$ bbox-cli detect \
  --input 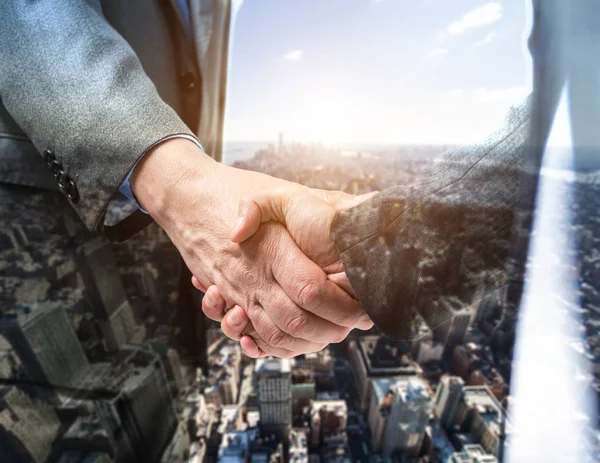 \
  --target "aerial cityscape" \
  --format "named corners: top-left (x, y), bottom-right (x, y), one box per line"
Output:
top-left (0, 136), bottom-right (599, 462)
